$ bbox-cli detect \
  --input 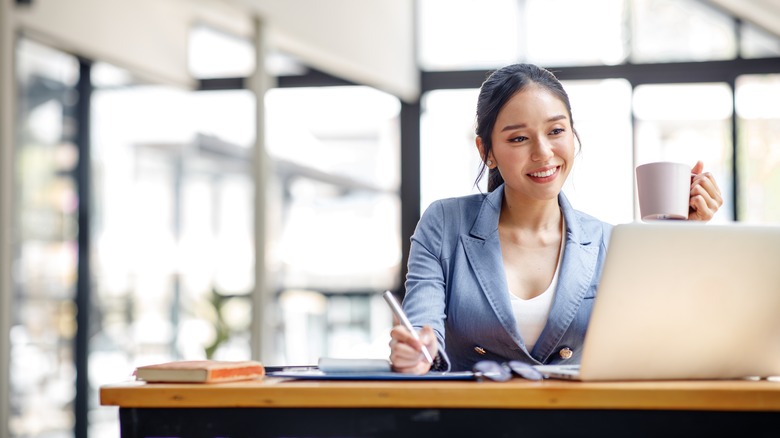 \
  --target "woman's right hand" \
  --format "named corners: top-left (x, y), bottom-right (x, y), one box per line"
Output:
top-left (389, 324), bottom-right (438, 375)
